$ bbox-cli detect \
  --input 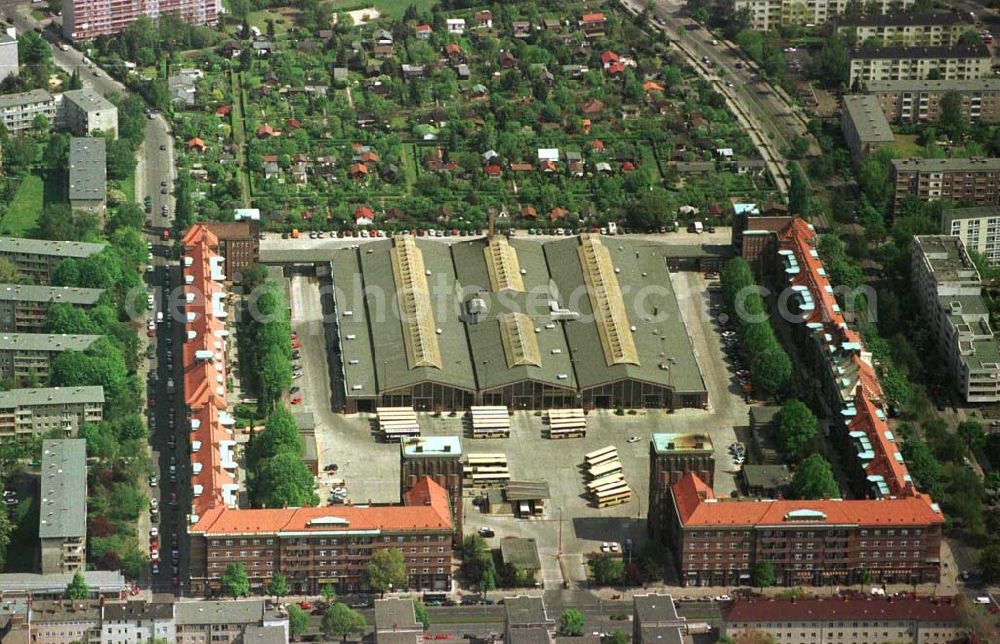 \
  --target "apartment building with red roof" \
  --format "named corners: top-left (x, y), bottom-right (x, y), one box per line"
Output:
top-left (188, 477), bottom-right (454, 595)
